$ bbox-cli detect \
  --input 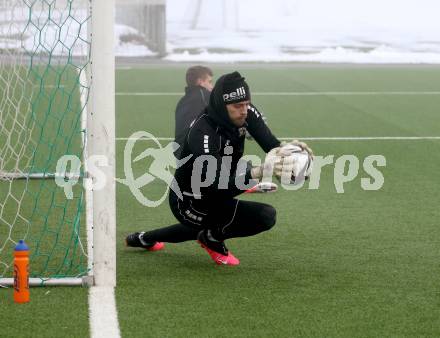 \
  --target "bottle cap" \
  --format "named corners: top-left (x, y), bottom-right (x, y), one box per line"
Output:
top-left (15, 240), bottom-right (29, 251)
